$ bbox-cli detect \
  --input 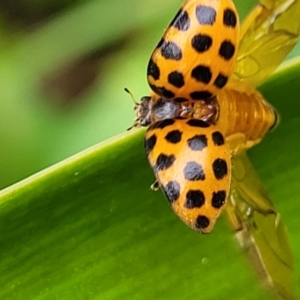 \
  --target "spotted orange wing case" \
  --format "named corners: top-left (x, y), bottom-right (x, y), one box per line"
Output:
top-left (145, 118), bottom-right (231, 234)
top-left (147, 0), bottom-right (240, 101)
